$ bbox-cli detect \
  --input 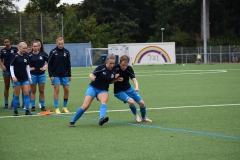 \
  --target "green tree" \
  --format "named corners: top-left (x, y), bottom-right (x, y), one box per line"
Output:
top-left (25, 0), bottom-right (66, 14)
